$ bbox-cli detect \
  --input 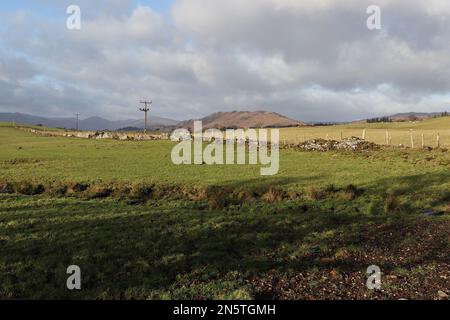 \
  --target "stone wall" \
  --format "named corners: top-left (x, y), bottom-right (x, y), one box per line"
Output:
top-left (26, 128), bottom-right (169, 141)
